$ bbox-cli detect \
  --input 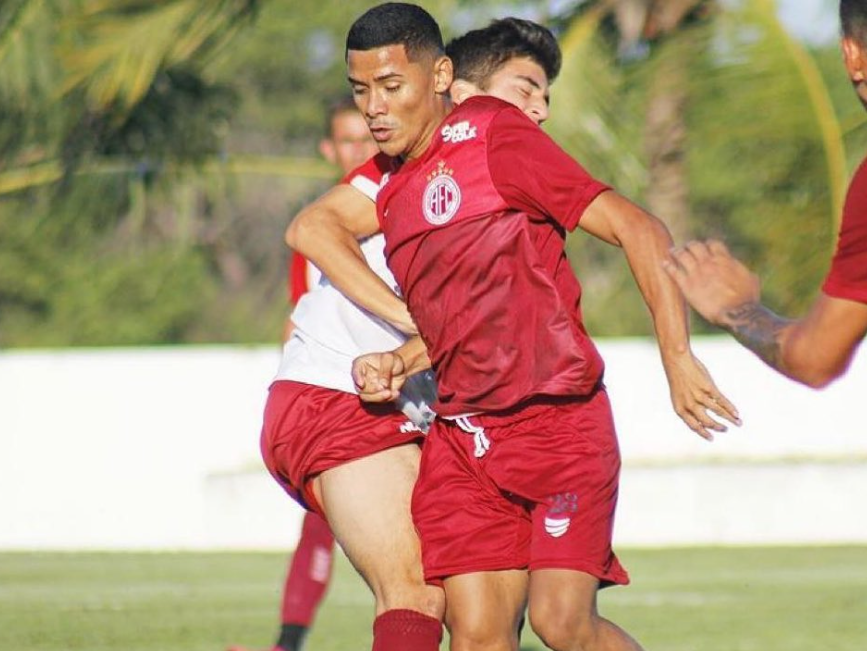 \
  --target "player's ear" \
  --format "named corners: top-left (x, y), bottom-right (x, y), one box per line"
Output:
top-left (319, 138), bottom-right (337, 165)
top-left (449, 79), bottom-right (479, 105)
top-left (842, 36), bottom-right (866, 84)
top-left (433, 55), bottom-right (454, 94)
